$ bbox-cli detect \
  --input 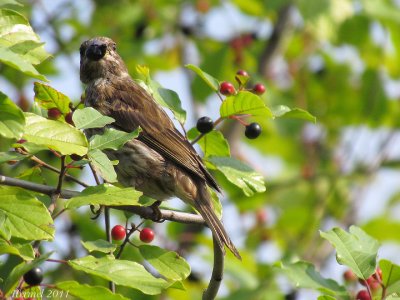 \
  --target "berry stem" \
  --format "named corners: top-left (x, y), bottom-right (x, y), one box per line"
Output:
top-left (191, 117), bottom-right (224, 145)
top-left (363, 279), bottom-right (373, 300)
top-left (115, 222), bottom-right (143, 259)
top-left (46, 258), bottom-right (68, 264)
top-left (229, 115), bottom-right (249, 126)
